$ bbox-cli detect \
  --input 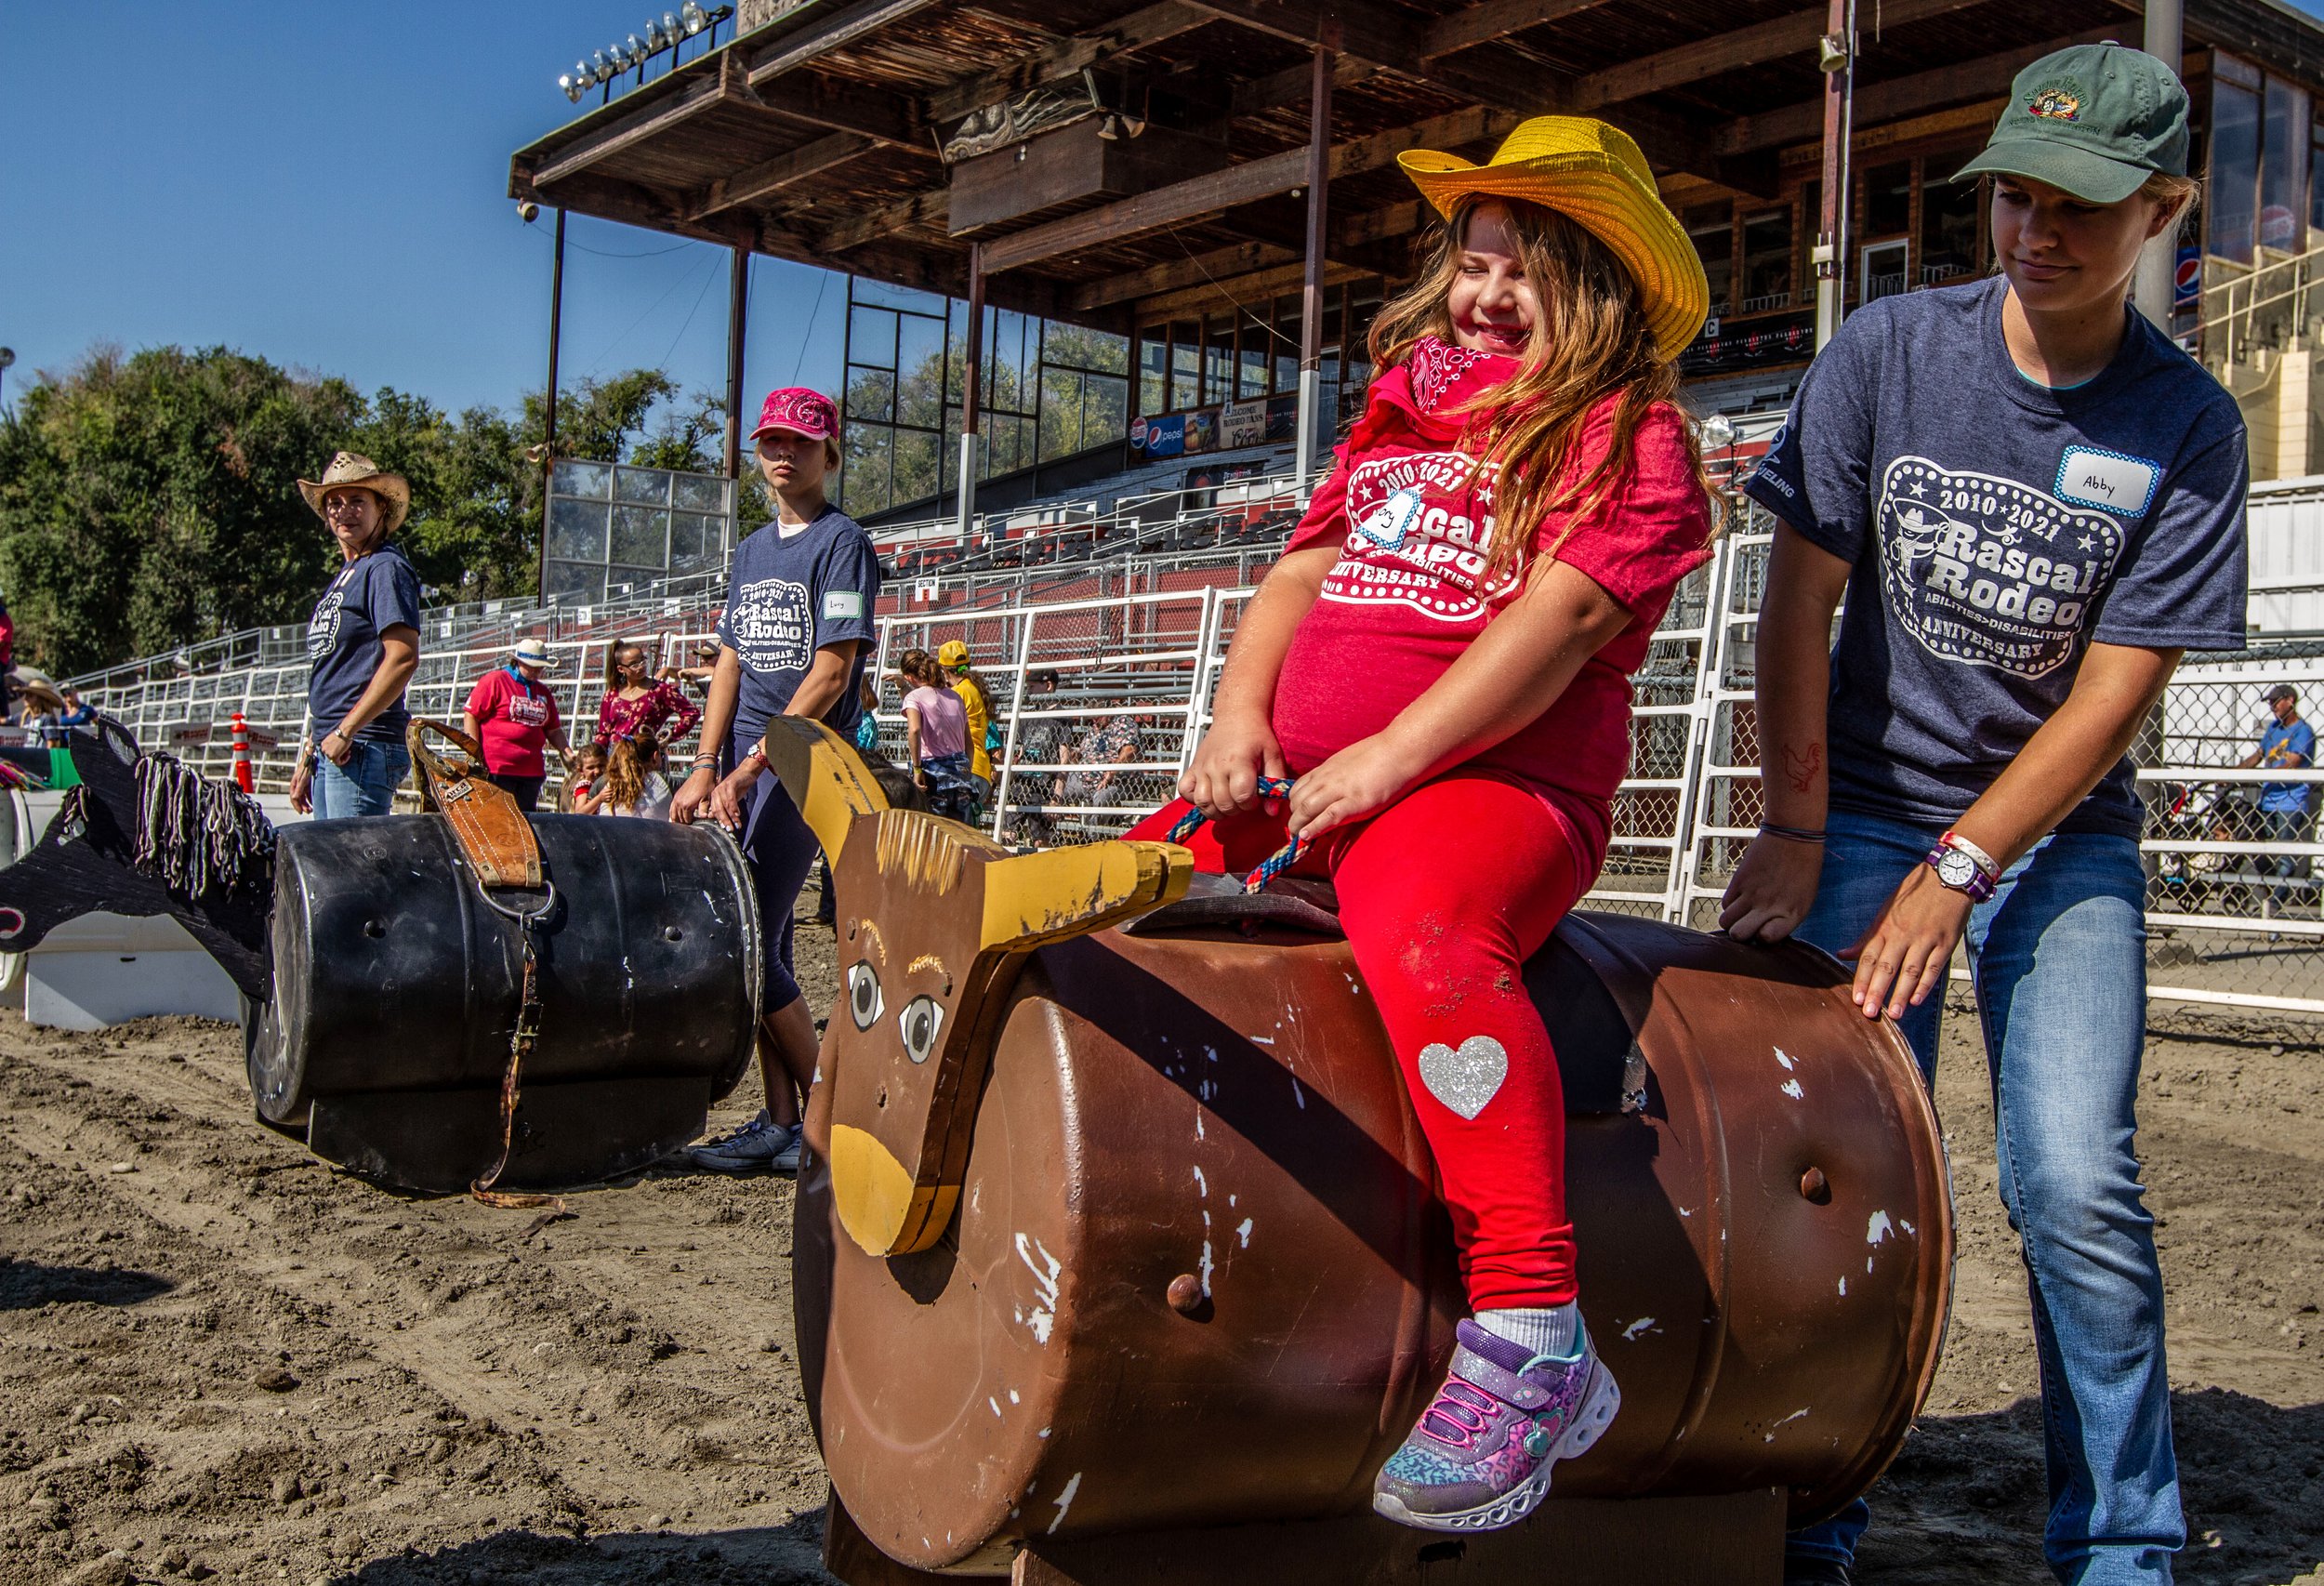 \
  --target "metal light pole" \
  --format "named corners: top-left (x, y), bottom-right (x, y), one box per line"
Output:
top-left (1813, 0), bottom-right (1855, 351)
top-left (2133, 0), bottom-right (2185, 329)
